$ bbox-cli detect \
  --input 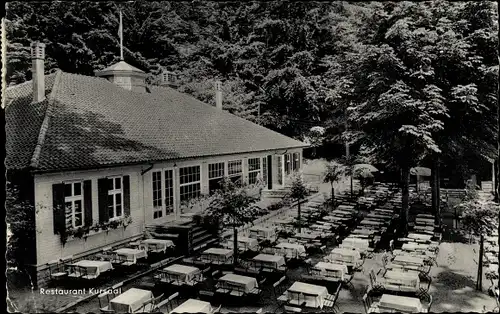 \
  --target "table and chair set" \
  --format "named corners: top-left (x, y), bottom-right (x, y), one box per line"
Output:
top-left (47, 238), bottom-right (175, 287)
